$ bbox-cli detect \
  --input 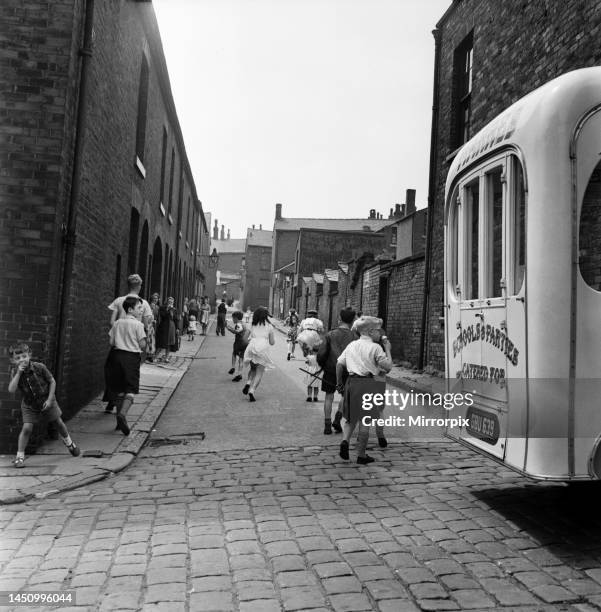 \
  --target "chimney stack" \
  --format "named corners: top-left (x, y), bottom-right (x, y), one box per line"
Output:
top-left (389, 208), bottom-right (393, 219)
top-left (227, 229), bottom-right (230, 240)
top-left (252, 224), bottom-right (255, 229)
top-left (213, 219), bottom-right (219, 240)
top-left (275, 203), bottom-right (282, 220)
top-left (406, 189), bottom-right (416, 215)
top-left (259, 224), bottom-right (262, 230)
top-left (220, 224), bottom-right (225, 240)
top-left (369, 209), bottom-right (376, 219)
top-left (394, 204), bottom-right (402, 218)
